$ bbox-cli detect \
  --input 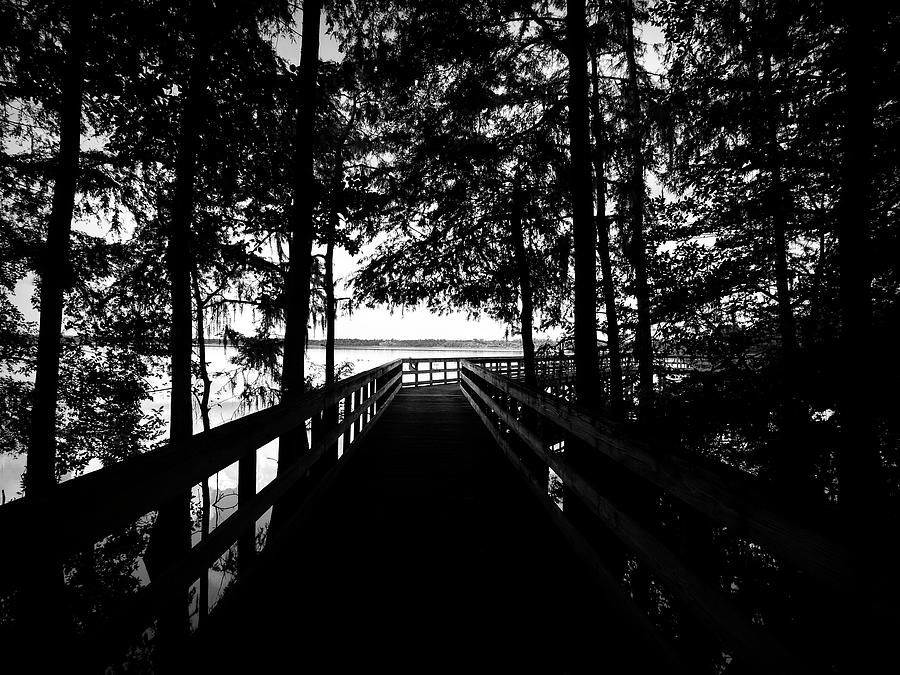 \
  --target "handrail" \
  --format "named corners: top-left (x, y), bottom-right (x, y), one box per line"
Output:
top-left (459, 359), bottom-right (854, 673)
top-left (0, 359), bottom-right (403, 572)
top-left (400, 354), bottom-right (579, 388)
top-left (0, 358), bottom-right (404, 664)
top-left (465, 353), bottom-right (707, 385)
top-left (401, 356), bottom-right (467, 387)
top-left (461, 362), bottom-right (852, 587)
